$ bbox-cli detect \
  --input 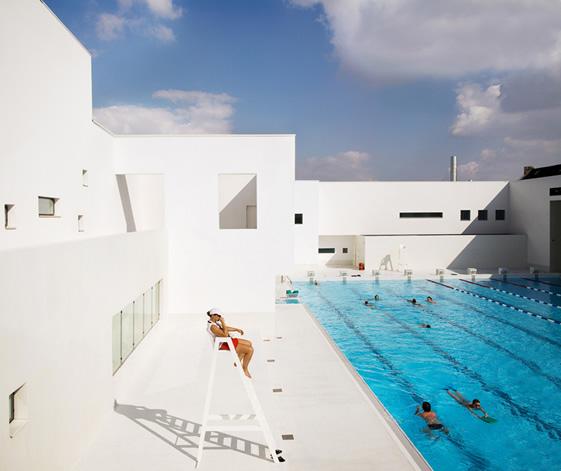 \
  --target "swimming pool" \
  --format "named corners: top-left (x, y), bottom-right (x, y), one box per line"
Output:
top-left (294, 277), bottom-right (561, 471)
